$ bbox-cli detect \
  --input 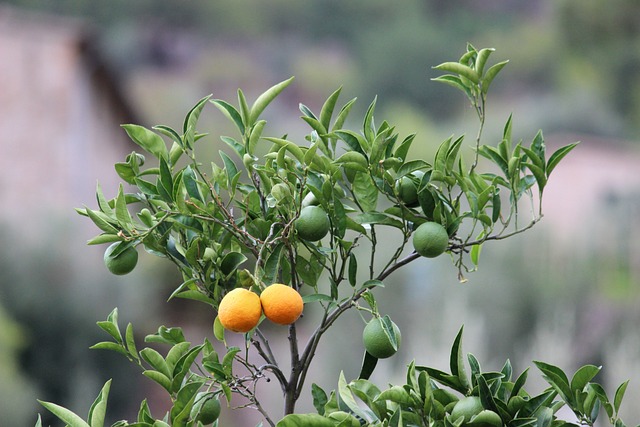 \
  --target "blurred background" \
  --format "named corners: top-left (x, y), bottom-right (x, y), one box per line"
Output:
top-left (1, 0), bottom-right (639, 425)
